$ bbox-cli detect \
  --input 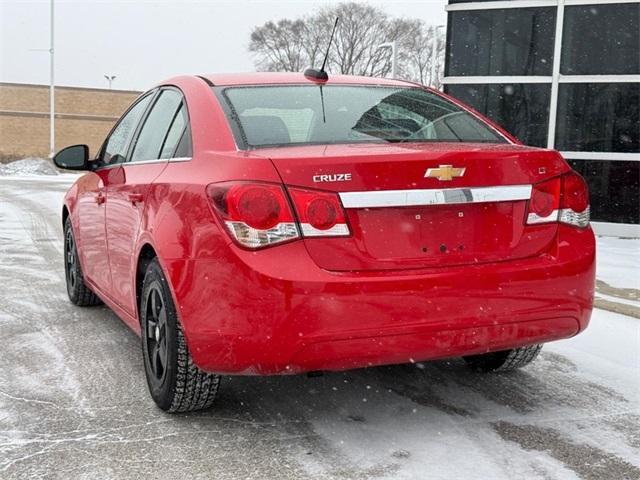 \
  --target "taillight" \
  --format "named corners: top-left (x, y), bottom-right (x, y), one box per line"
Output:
top-left (526, 177), bottom-right (560, 225)
top-left (559, 171), bottom-right (590, 228)
top-left (207, 182), bottom-right (299, 249)
top-left (288, 187), bottom-right (350, 237)
top-left (526, 172), bottom-right (589, 228)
